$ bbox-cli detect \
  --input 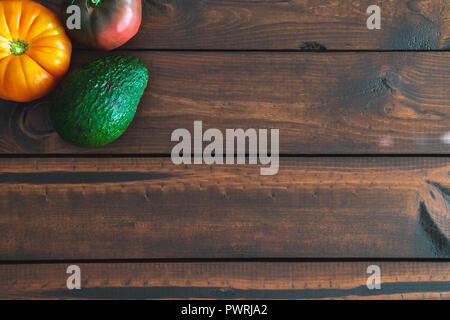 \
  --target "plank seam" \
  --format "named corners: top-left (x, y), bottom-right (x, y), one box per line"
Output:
top-left (0, 154), bottom-right (448, 158)
top-left (1, 258), bottom-right (450, 265)
top-left (74, 48), bottom-right (450, 53)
